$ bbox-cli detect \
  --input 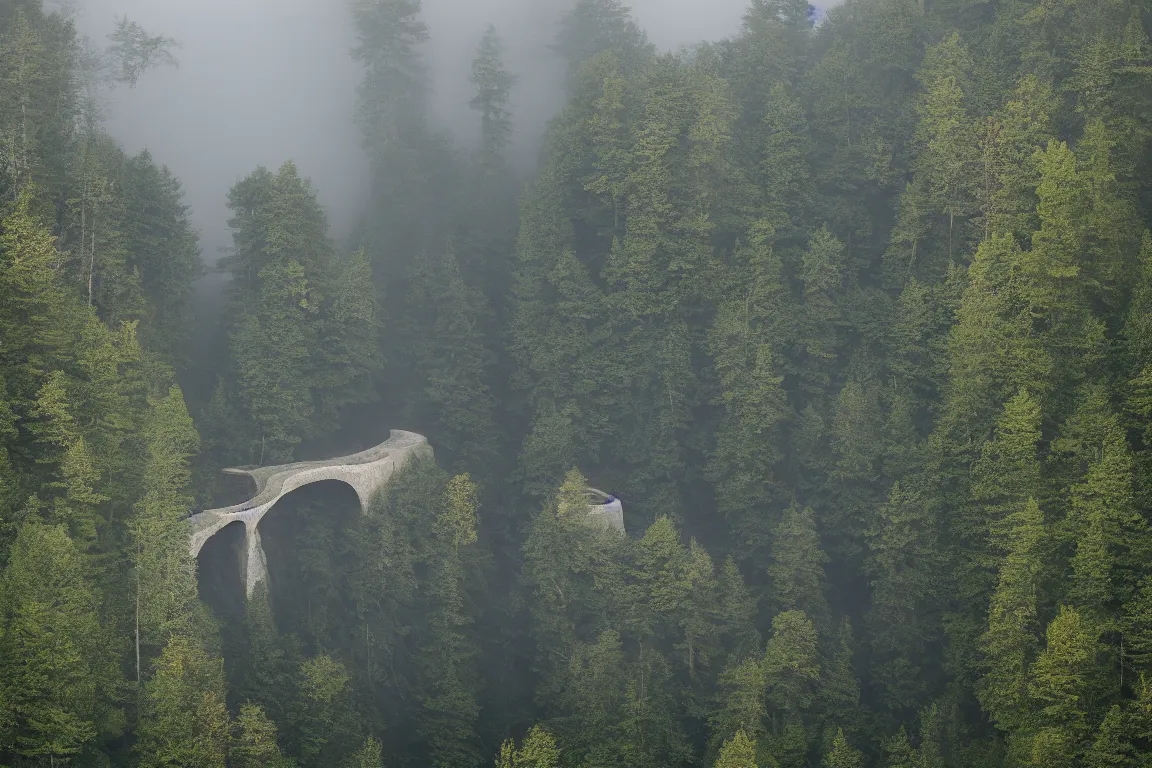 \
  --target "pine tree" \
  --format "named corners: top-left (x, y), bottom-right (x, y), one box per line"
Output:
top-left (1066, 420), bottom-right (1150, 621)
top-left (865, 481), bottom-right (942, 712)
top-left (756, 84), bottom-right (814, 240)
top-left (707, 222), bottom-right (791, 547)
top-left (763, 610), bottom-right (820, 720)
top-left (911, 35), bottom-right (979, 273)
top-left (224, 161), bottom-right (347, 463)
top-left (132, 386), bottom-right (204, 679)
top-left (714, 728), bottom-right (763, 768)
top-left (236, 584), bottom-right (296, 726)
top-left (136, 635), bottom-right (230, 768)
top-left (972, 389), bottom-right (1043, 553)
top-left (558, 630), bottom-right (630, 766)
top-left (882, 727), bottom-right (916, 768)
top-left (0, 521), bottom-right (117, 762)
top-left (231, 703), bottom-right (293, 768)
top-left (1028, 606), bottom-right (1102, 747)
top-left (344, 737), bottom-right (384, 768)
top-left (1121, 577), bottom-right (1152, 677)
top-left (553, 0), bottom-right (652, 87)
top-left (819, 618), bottom-right (862, 739)
top-left (975, 75), bottom-right (1055, 244)
top-left (315, 247), bottom-right (382, 422)
top-left (118, 149), bottom-right (204, 363)
top-left (470, 25), bottom-right (515, 159)
top-left (230, 256), bottom-right (316, 462)
top-left (979, 498), bottom-right (1045, 733)
top-left (351, 0), bottom-right (429, 158)
top-left (1082, 705), bottom-right (1137, 768)
top-left (495, 725), bottom-right (560, 768)
top-left (417, 473), bottom-right (483, 768)
top-left (460, 24), bottom-right (519, 320)
top-left (290, 654), bottom-right (354, 767)
top-left (403, 244), bottom-right (498, 473)
top-left (943, 237), bottom-right (1050, 446)
top-left (795, 226), bottom-right (847, 398)
top-left (822, 728), bottom-right (864, 768)
top-left (28, 371), bottom-right (106, 544)
top-left (766, 503), bottom-right (829, 625)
